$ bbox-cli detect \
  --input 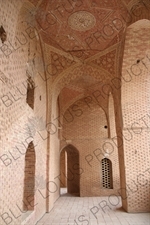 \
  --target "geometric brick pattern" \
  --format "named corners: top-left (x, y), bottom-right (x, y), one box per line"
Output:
top-left (121, 20), bottom-right (150, 212)
top-left (50, 51), bottom-right (75, 78)
top-left (92, 49), bottom-right (116, 75)
top-left (102, 158), bottom-right (113, 189)
top-left (62, 100), bottom-right (120, 197)
top-left (1, 1), bottom-right (150, 225)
